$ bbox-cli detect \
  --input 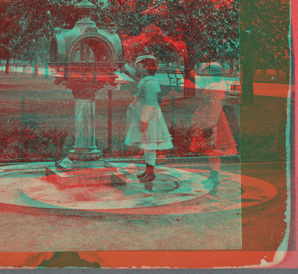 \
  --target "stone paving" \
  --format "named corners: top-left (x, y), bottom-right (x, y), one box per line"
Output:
top-left (0, 160), bottom-right (279, 253)
top-left (0, 68), bottom-right (290, 267)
